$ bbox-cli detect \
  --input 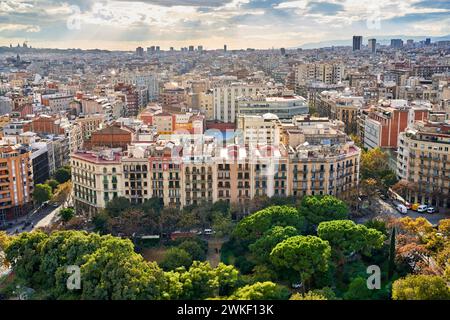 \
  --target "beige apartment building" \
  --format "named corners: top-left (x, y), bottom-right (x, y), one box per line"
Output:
top-left (71, 115), bottom-right (360, 214)
top-left (397, 120), bottom-right (450, 209)
top-left (316, 90), bottom-right (364, 134)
